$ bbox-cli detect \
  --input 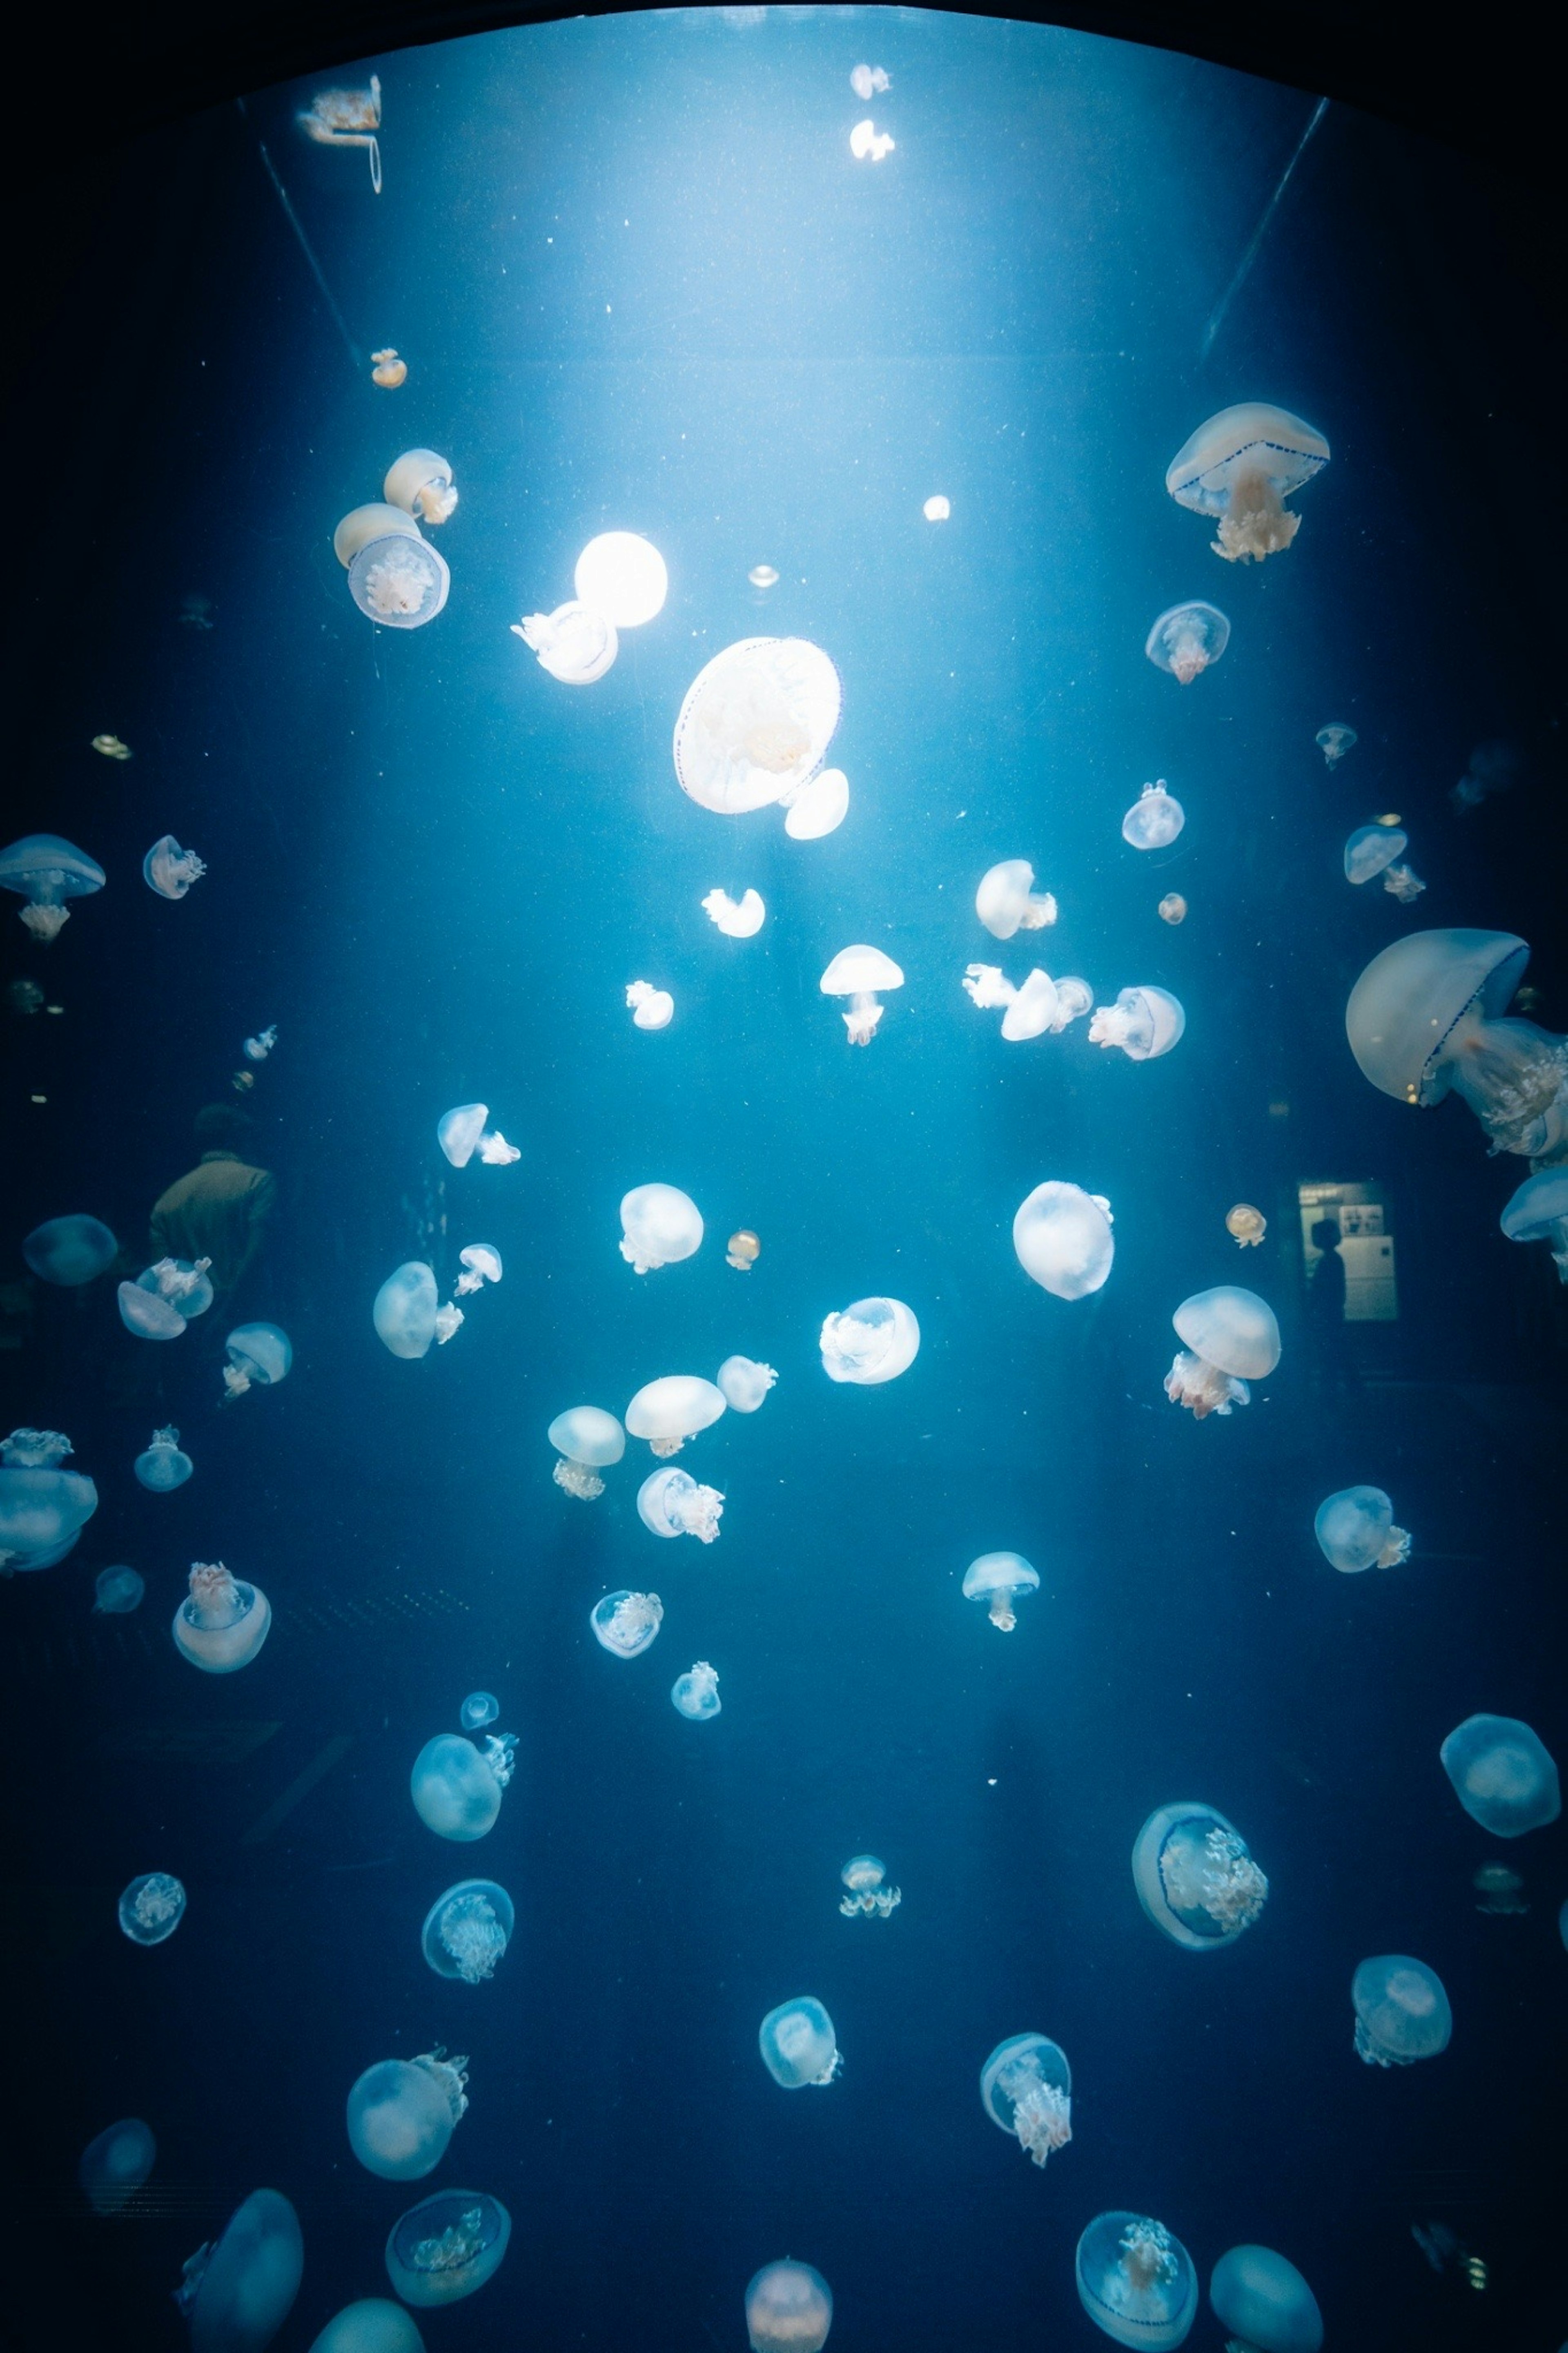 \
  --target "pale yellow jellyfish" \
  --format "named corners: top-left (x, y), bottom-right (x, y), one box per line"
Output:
top-left (726, 1230), bottom-right (761, 1271)
top-left (1166, 402), bottom-right (1330, 563)
top-left (1225, 1204), bottom-right (1266, 1247)
top-left (923, 495), bottom-right (951, 521)
top-left (384, 450), bottom-right (458, 527)
top-left (1158, 893), bottom-right (1187, 925)
top-left (298, 74), bottom-right (383, 191)
top-left (92, 734), bottom-right (132, 761)
top-left (371, 349), bottom-right (408, 388)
